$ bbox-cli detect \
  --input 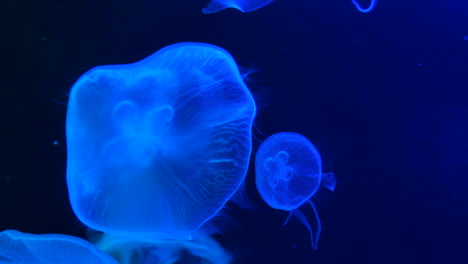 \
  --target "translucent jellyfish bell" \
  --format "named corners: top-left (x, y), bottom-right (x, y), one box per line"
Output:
top-left (352, 0), bottom-right (377, 13)
top-left (0, 230), bottom-right (118, 264)
top-left (89, 231), bottom-right (231, 264)
top-left (255, 132), bottom-right (336, 249)
top-left (202, 0), bottom-right (275, 14)
top-left (66, 42), bottom-right (257, 241)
